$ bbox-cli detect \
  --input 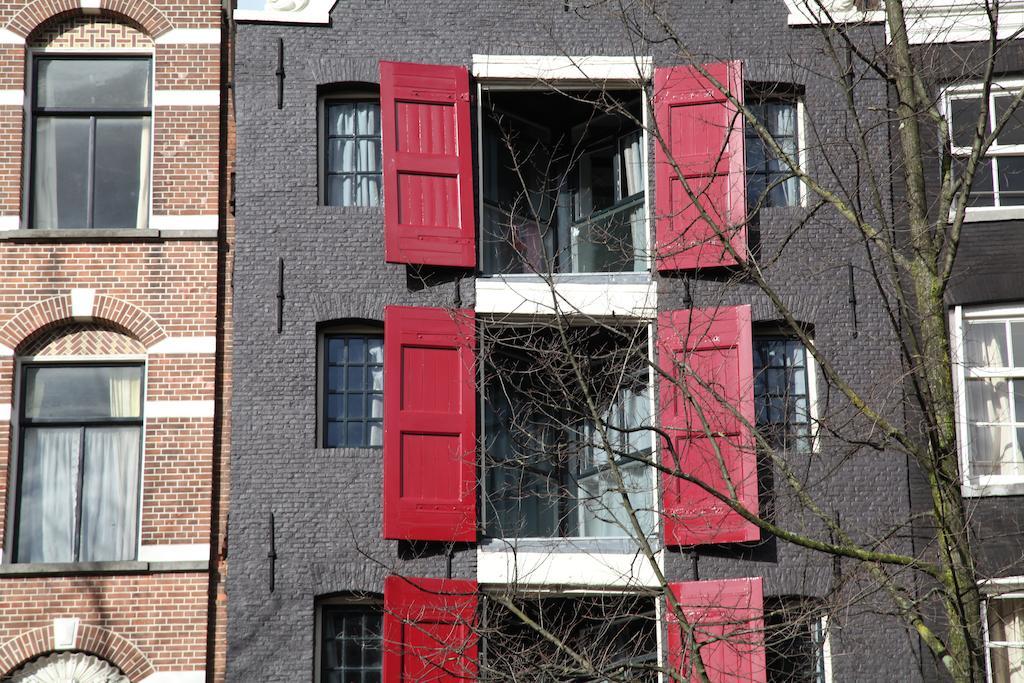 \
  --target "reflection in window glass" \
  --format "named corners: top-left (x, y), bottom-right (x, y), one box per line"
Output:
top-left (947, 88), bottom-right (1024, 211)
top-left (319, 604), bottom-right (382, 683)
top-left (754, 338), bottom-right (812, 451)
top-left (746, 95), bottom-right (801, 210)
top-left (324, 101), bottom-right (382, 207)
